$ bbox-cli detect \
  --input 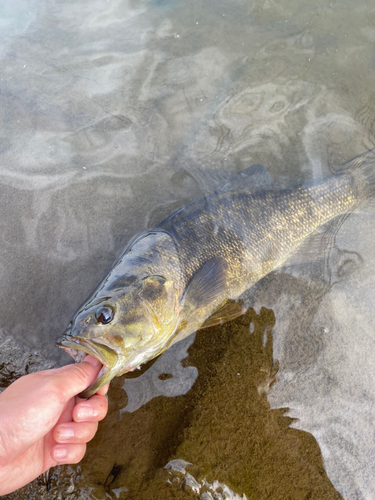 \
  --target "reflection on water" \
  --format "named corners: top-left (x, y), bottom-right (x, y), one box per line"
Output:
top-left (1, 0), bottom-right (375, 498)
top-left (257, 212), bottom-right (375, 500)
top-left (120, 333), bottom-right (198, 415)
